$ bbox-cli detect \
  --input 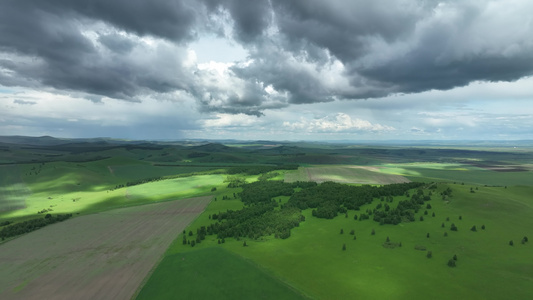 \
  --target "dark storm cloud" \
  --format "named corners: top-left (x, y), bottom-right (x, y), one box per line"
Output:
top-left (0, 0), bottom-right (198, 100)
top-left (1, 0), bottom-right (532, 115)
